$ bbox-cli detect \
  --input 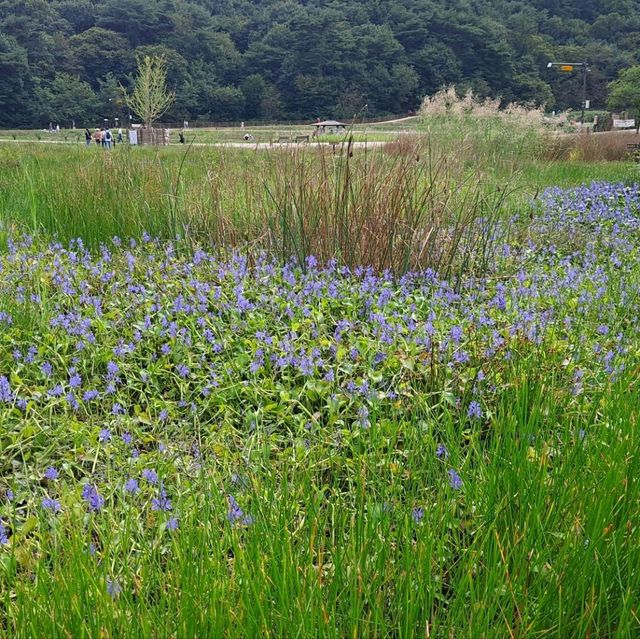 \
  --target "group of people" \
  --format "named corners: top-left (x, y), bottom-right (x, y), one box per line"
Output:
top-left (82, 126), bottom-right (187, 147)
top-left (85, 127), bottom-right (124, 148)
